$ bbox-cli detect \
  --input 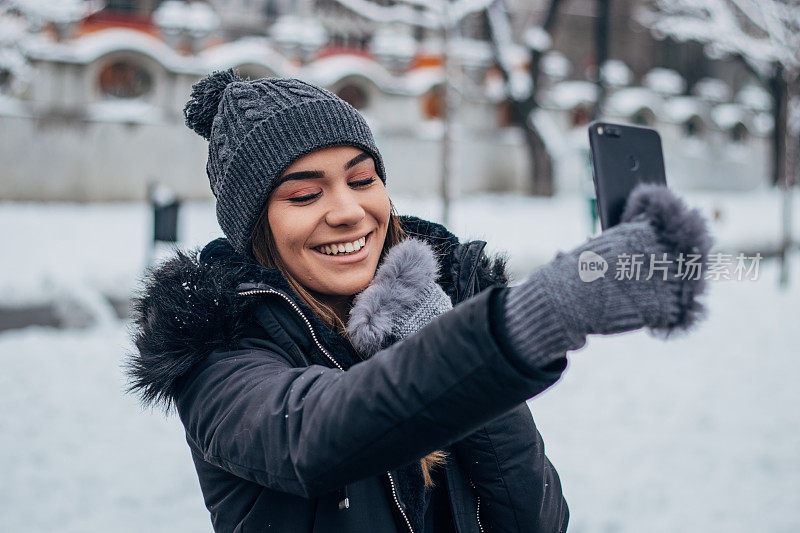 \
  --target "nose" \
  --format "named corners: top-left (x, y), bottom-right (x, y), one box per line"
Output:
top-left (324, 186), bottom-right (365, 227)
